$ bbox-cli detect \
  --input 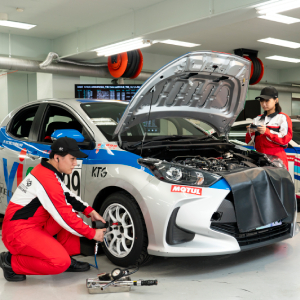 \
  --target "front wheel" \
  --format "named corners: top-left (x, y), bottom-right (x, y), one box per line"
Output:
top-left (99, 191), bottom-right (150, 267)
